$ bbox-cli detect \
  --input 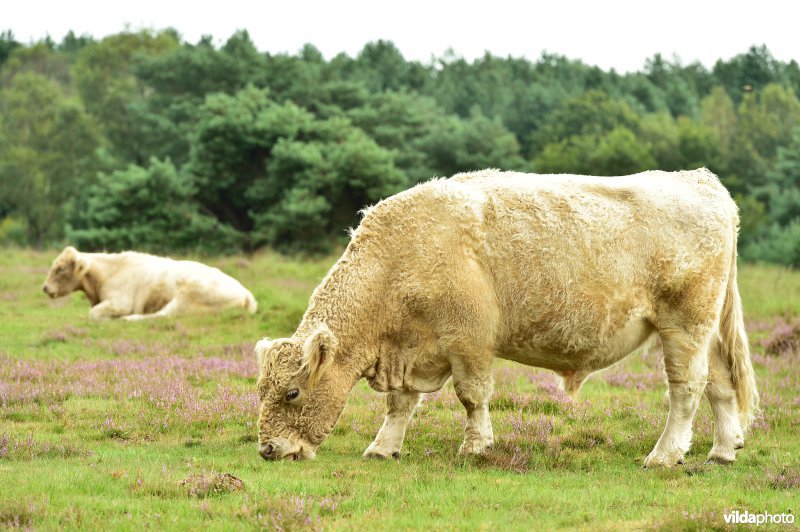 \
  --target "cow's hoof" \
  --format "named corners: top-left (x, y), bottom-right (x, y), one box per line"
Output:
top-left (643, 450), bottom-right (684, 468)
top-left (363, 445), bottom-right (400, 459)
top-left (733, 434), bottom-right (745, 450)
top-left (707, 447), bottom-right (736, 465)
top-left (458, 438), bottom-right (493, 456)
